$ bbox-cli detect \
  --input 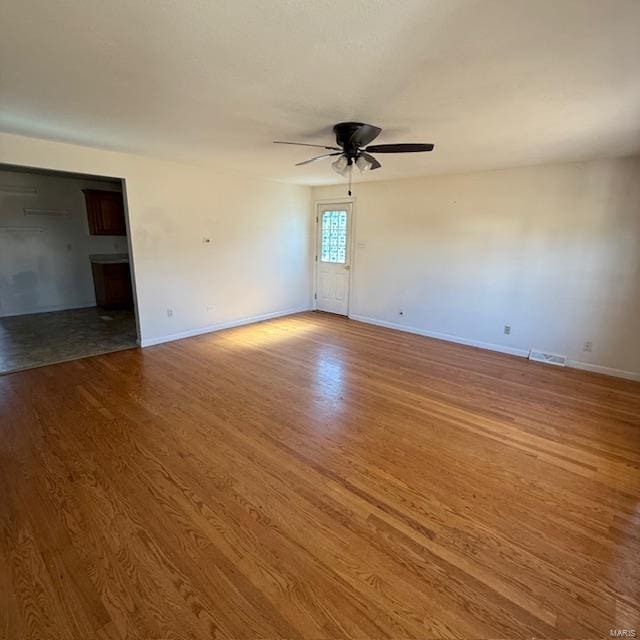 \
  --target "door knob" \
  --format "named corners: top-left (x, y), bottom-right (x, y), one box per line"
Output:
top-left (344, 265), bottom-right (351, 270)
